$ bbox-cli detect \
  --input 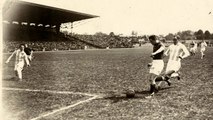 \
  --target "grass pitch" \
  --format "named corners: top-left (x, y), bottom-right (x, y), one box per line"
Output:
top-left (2, 46), bottom-right (213, 120)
